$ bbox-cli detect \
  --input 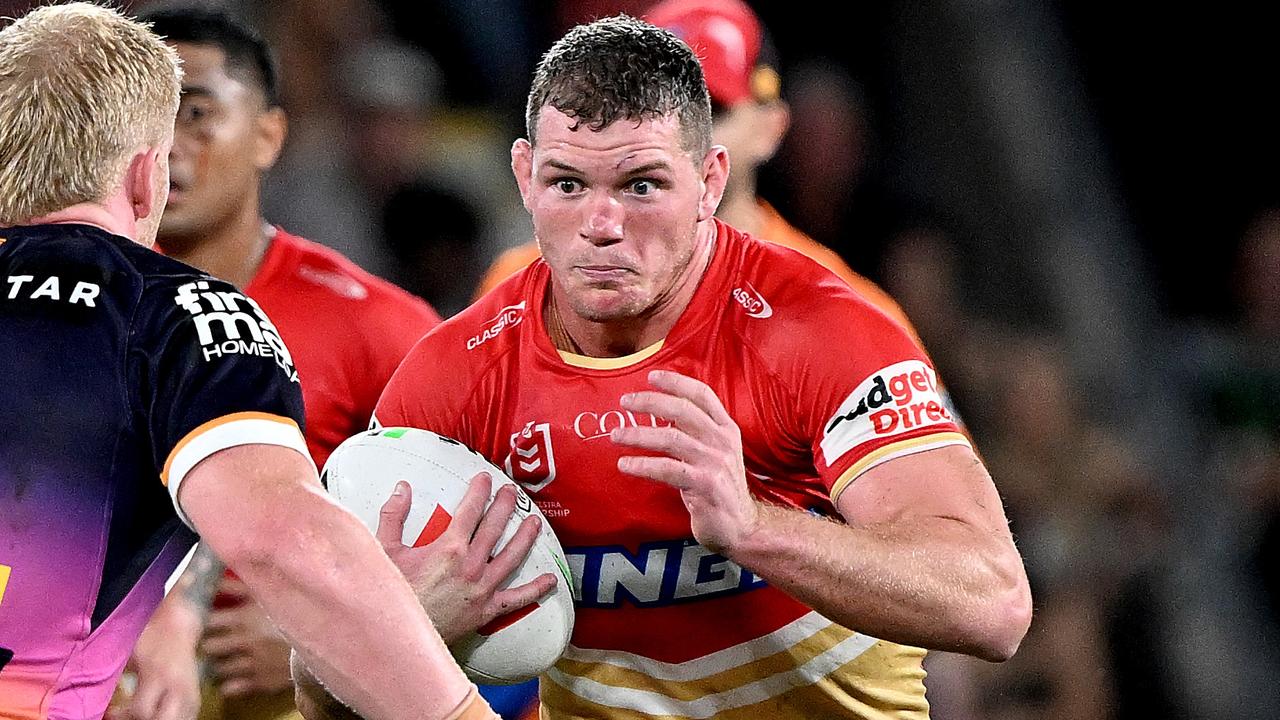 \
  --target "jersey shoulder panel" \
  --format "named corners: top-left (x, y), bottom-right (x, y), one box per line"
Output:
top-left (375, 262), bottom-right (538, 439)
